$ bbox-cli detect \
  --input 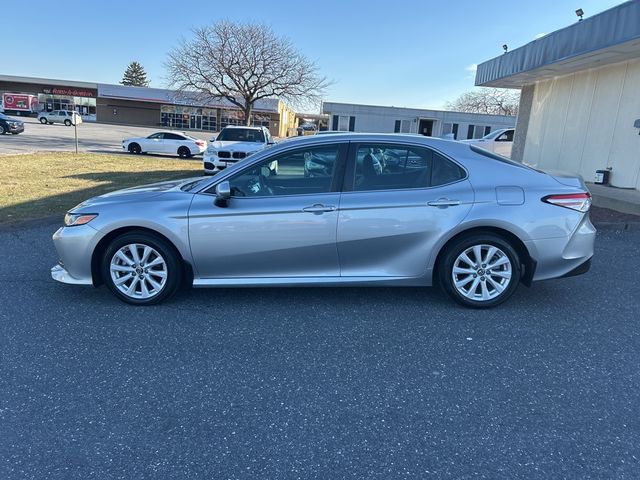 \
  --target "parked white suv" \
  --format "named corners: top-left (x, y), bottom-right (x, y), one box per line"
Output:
top-left (203, 126), bottom-right (274, 174)
top-left (459, 128), bottom-right (515, 158)
top-left (39, 110), bottom-right (81, 126)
